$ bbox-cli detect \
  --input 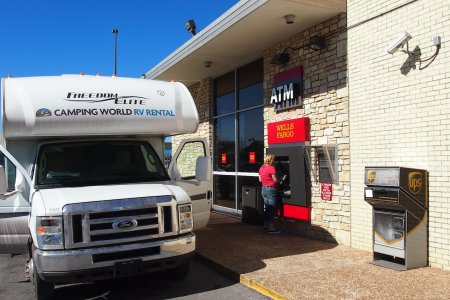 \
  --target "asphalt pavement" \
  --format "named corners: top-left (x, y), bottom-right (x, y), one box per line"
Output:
top-left (0, 254), bottom-right (268, 300)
